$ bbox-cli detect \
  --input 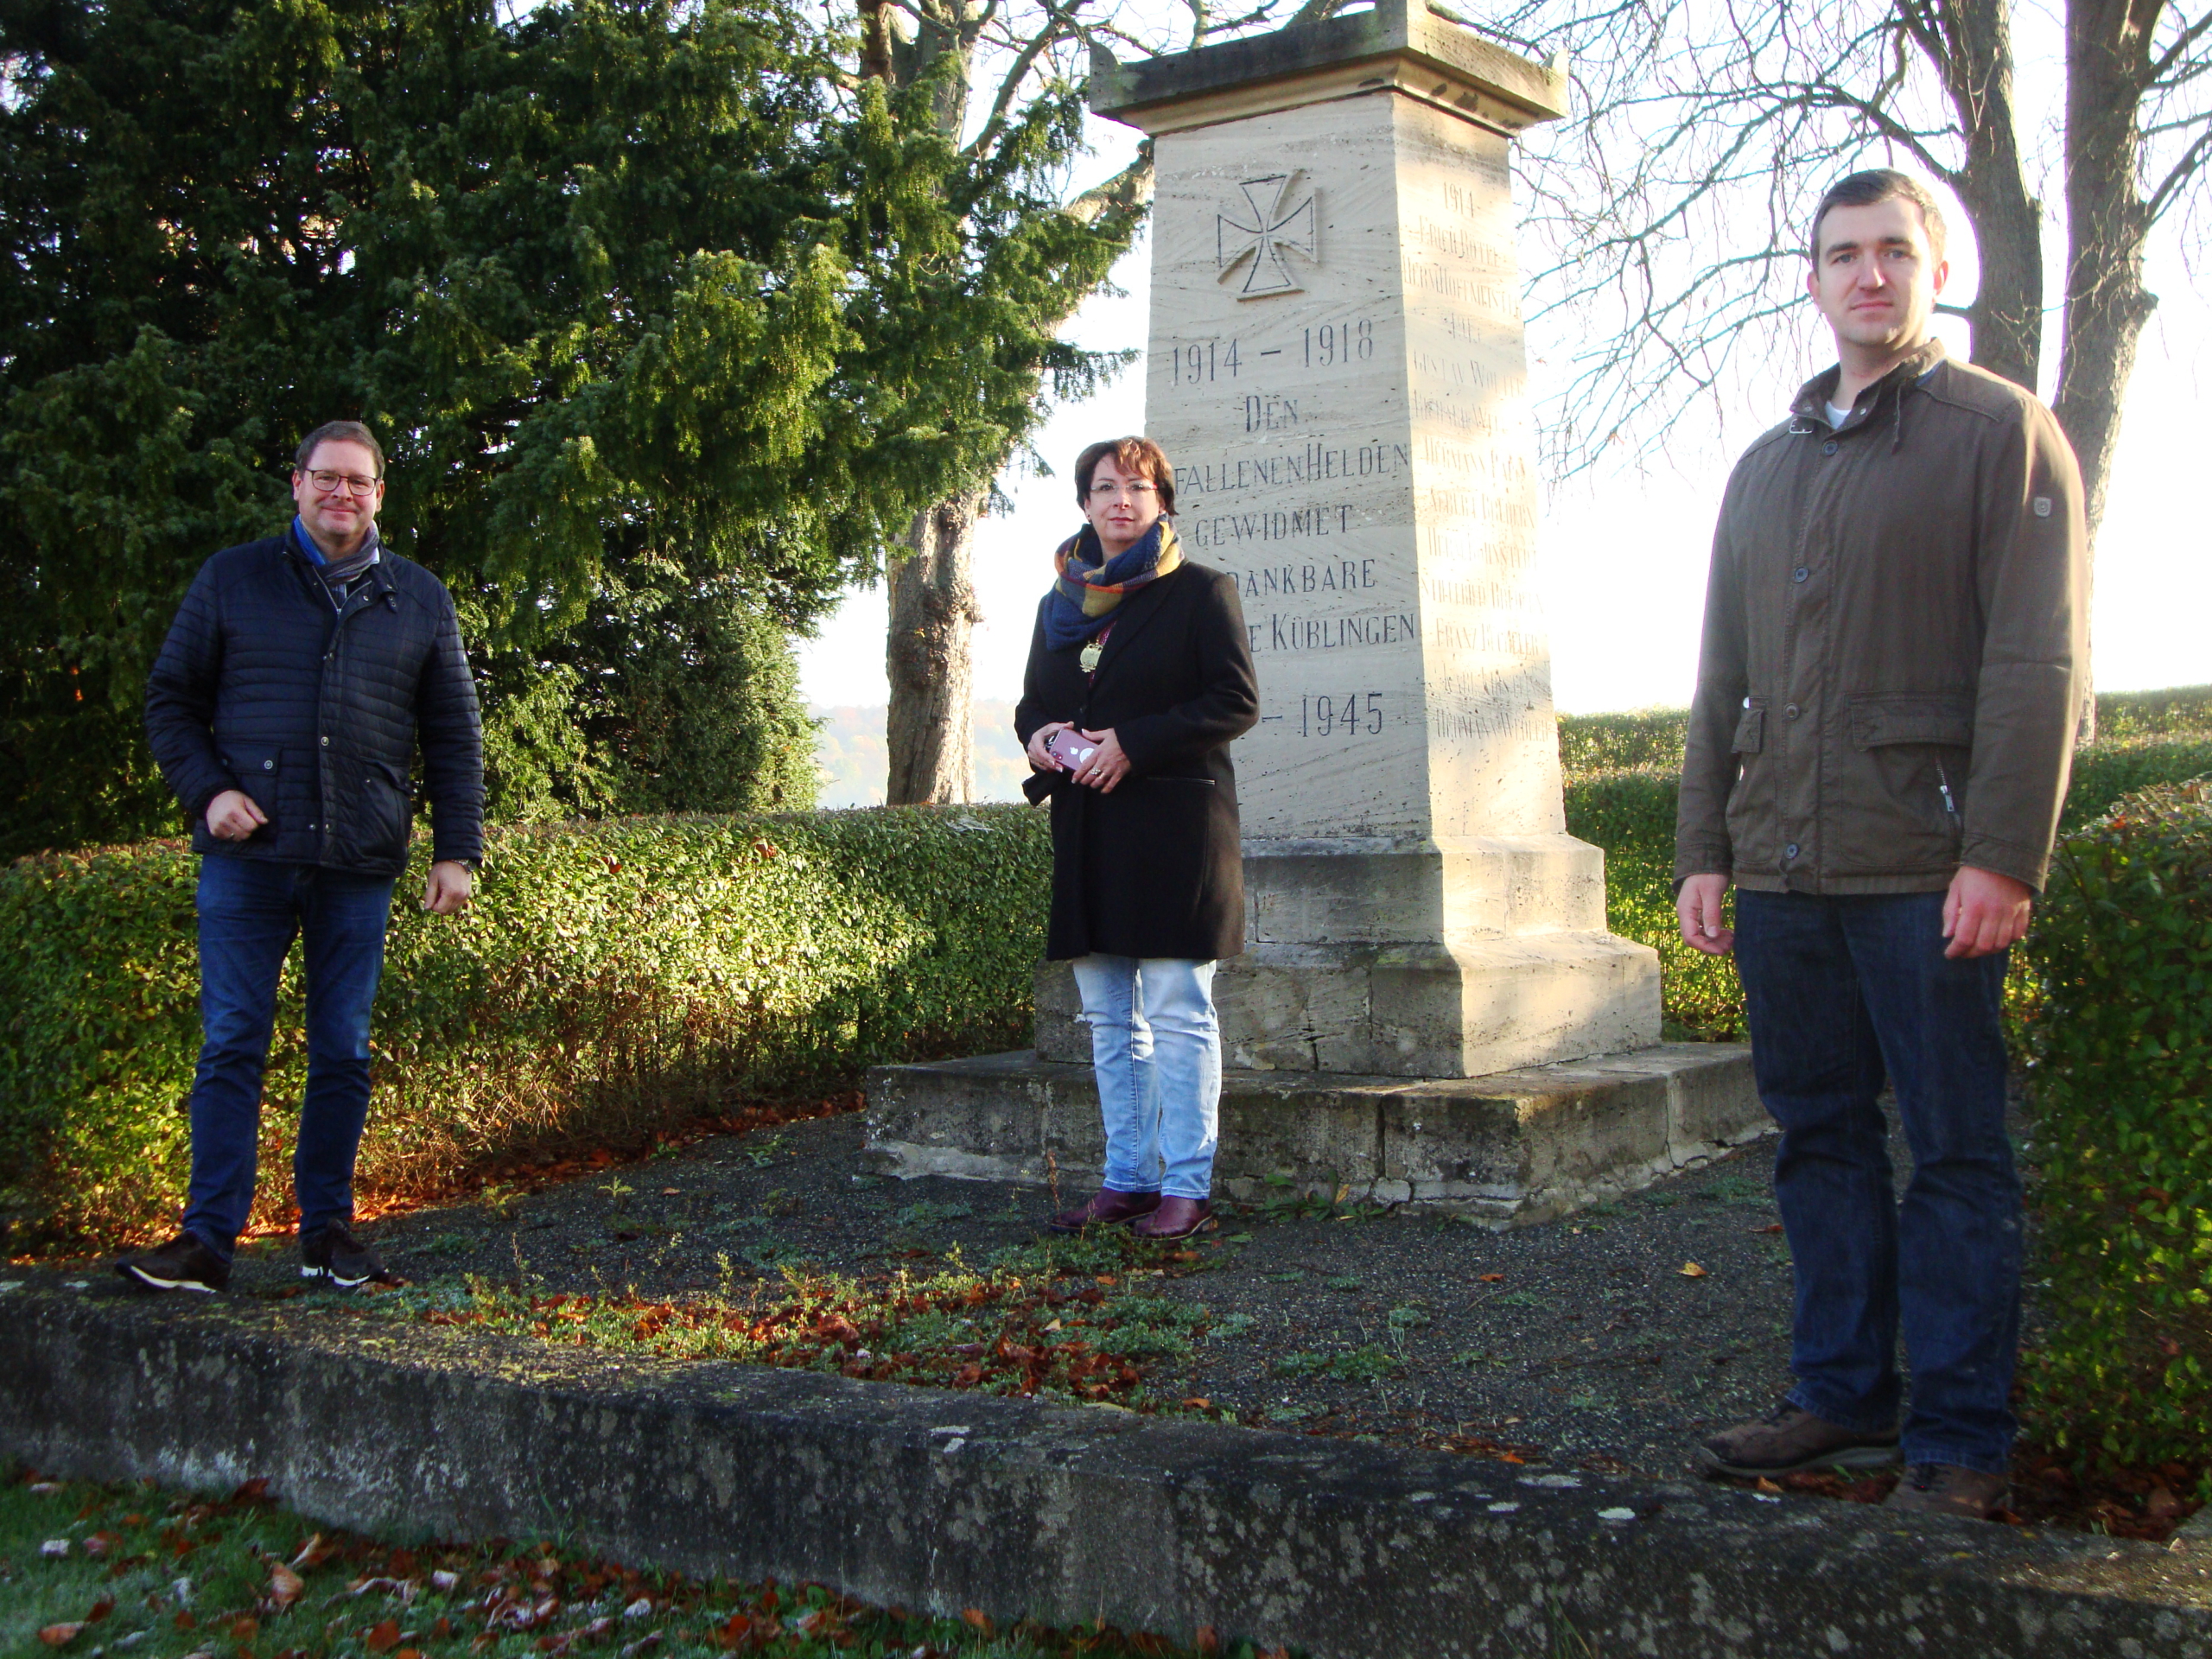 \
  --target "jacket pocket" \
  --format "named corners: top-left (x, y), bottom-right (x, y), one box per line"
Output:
top-left (219, 747), bottom-right (282, 839)
top-left (1834, 694), bottom-right (1974, 873)
top-left (1846, 695), bottom-right (1974, 750)
top-left (1721, 699), bottom-right (1775, 869)
top-left (364, 759), bottom-right (414, 853)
